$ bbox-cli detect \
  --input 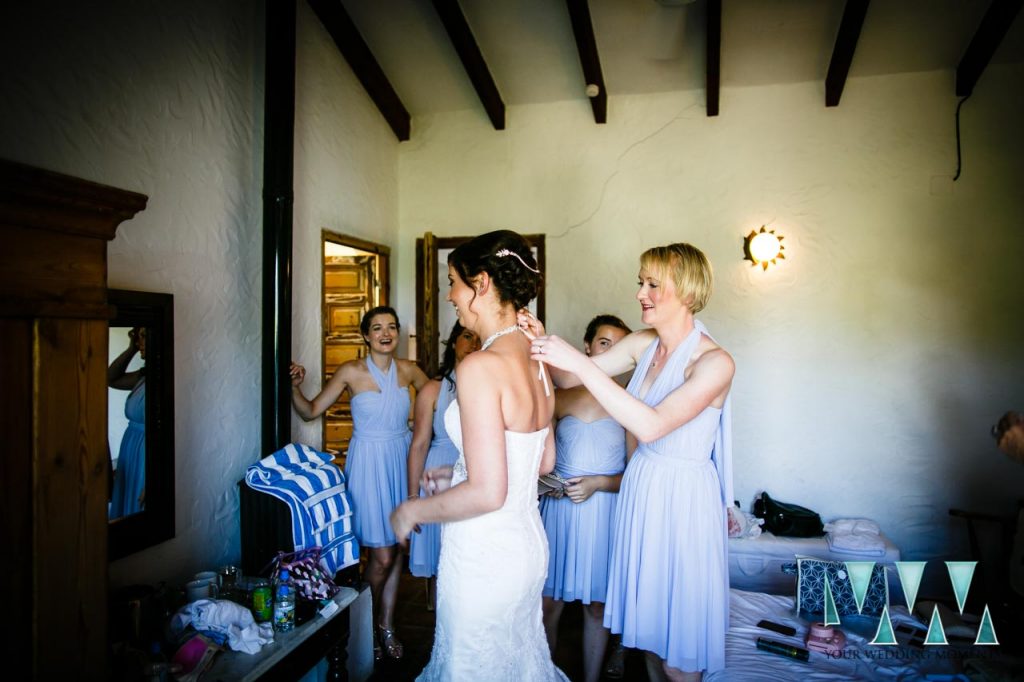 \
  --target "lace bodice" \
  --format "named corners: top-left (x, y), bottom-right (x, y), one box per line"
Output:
top-left (444, 399), bottom-right (549, 513)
